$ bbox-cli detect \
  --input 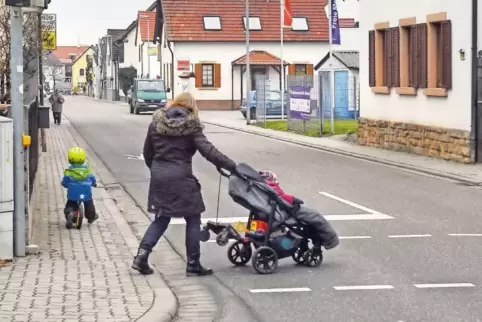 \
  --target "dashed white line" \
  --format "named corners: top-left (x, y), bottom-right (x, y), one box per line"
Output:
top-left (414, 283), bottom-right (475, 289)
top-left (250, 287), bottom-right (312, 293)
top-left (388, 234), bottom-right (432, 238)
top-left (448, 233), bottom-right (482, 237)
top-left (333, 285), bottom-right (394, 291)
top-left (339, 236), bottom-right (372, 240)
